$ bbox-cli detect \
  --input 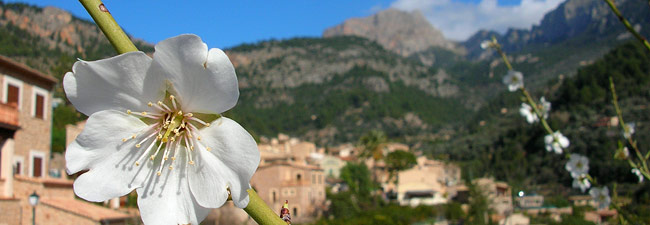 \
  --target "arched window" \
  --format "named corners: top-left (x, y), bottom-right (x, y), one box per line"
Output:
top-left (296, 173), bottom-right (302, 181)
top-left (293, 207), bottom-right (298, 217)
